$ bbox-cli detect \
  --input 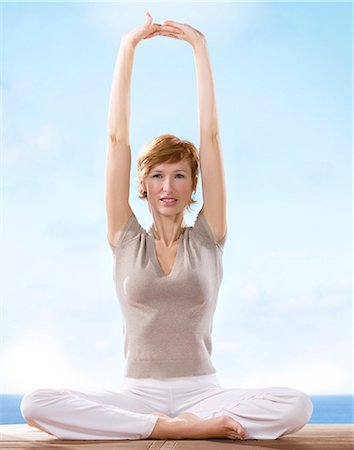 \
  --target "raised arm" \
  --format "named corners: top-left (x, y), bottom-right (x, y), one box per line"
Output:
top-left (159, 21), bottom-right (227, 243)
top-left (106, 12), bottom-right (168, 247)
top-left (193, 39), bottom-right (227, 243)
top-left (106, 37), bottom-right (135, 248)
